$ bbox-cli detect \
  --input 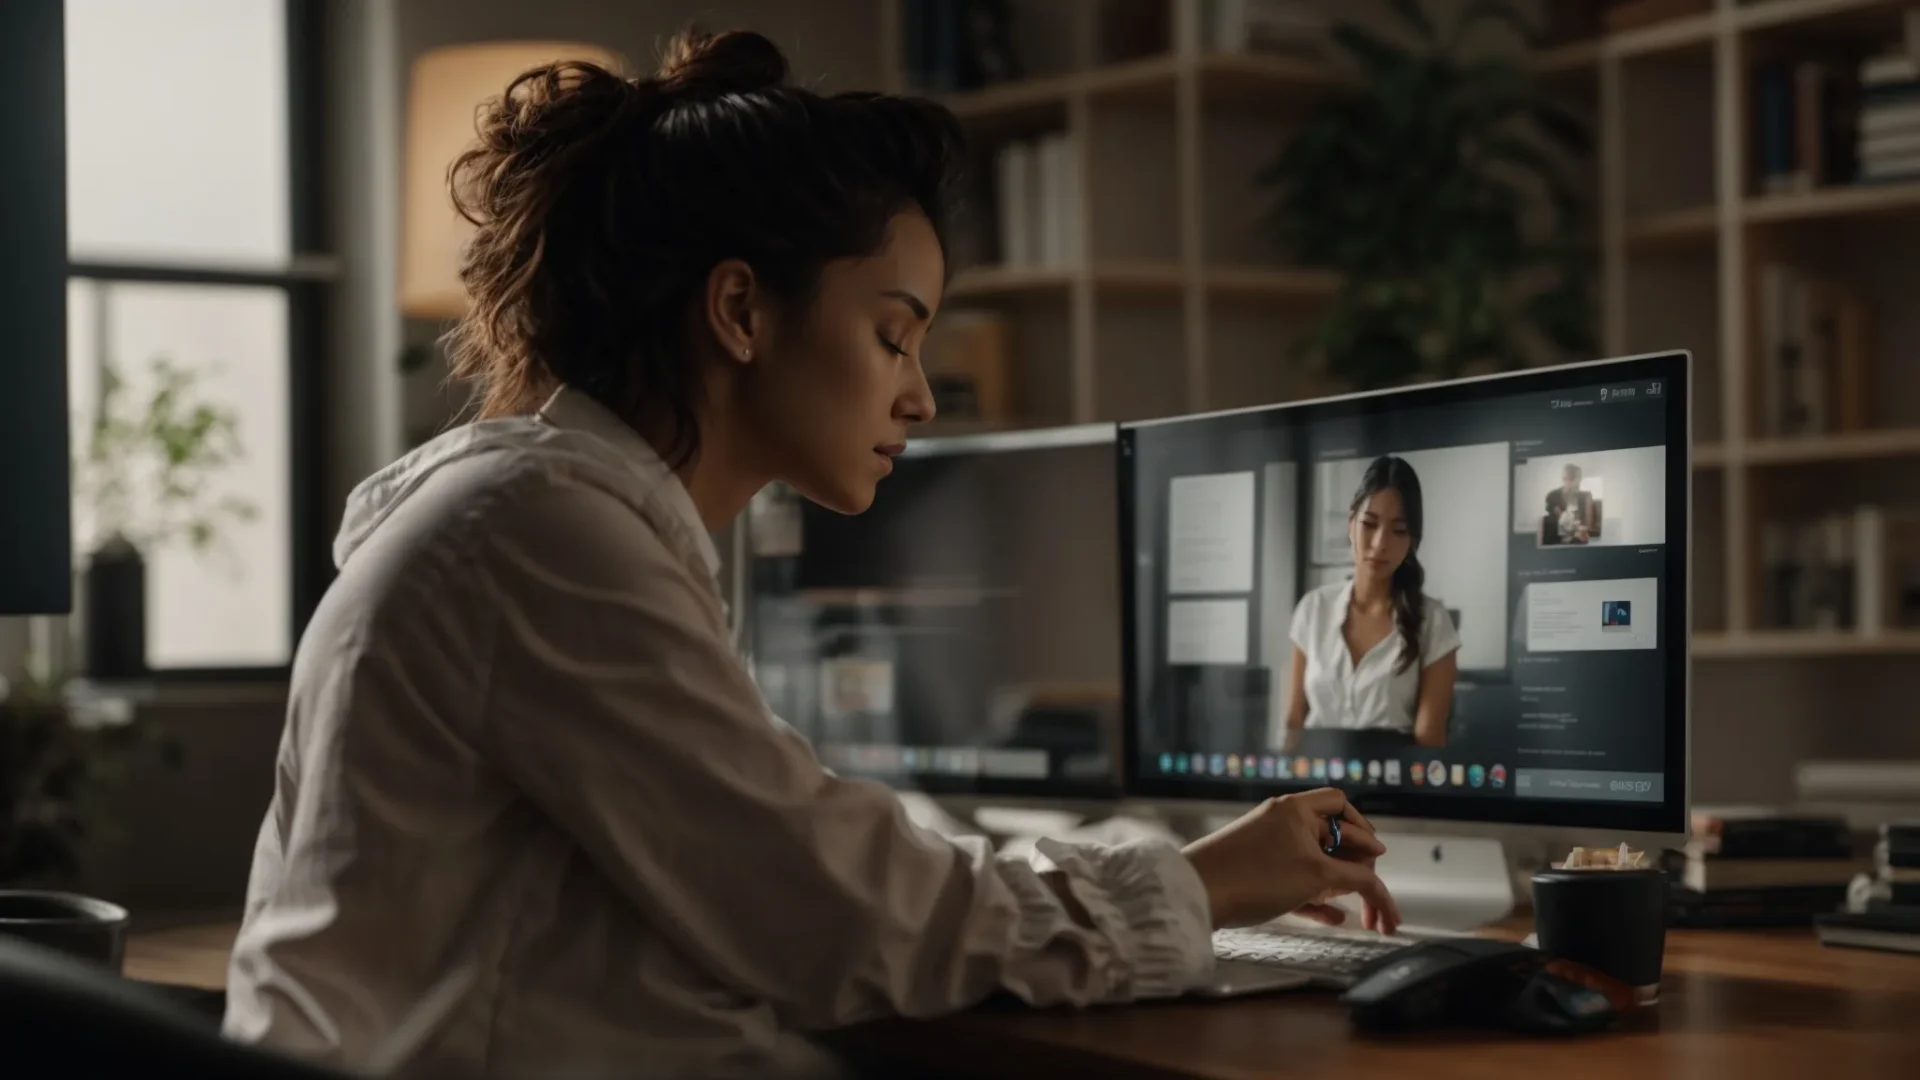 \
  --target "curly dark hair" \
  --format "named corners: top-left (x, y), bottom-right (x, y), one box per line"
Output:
top-left (442, 28), bottom-right (967, 469)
